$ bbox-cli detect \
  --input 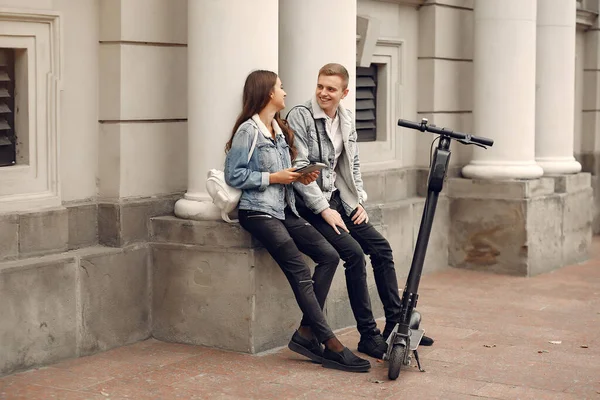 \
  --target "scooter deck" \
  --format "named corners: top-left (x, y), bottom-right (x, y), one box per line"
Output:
top-left (384, 327), bottom-right (425, 359)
